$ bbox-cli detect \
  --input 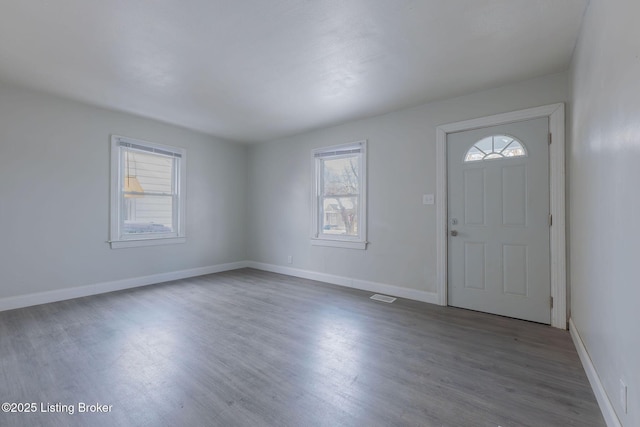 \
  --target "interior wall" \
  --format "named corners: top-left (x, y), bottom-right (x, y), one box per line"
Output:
top-left (247, 72), bottom-right (568, 295)
top-left (0, 81), bottom-right (247, 301)
top-left (569, 0), bottom-right (640, 425)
